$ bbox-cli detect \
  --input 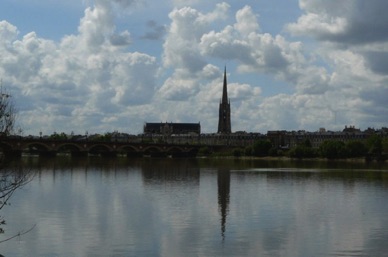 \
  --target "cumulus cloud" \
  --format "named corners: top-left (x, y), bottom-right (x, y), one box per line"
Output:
top-left (362, 51), bottom-right (388, 75)
top-left (239, 1), bottom-right (388, 131)
top-left (288, 0), bottom-right (388, 45)
top-left (0, 20), bottom-right (18, 43)
top-left (110, 31), bottom-right (132, 46)
top-left (1, 1), bottom-right (387, 135)
top-left (141, 20), bottom-right (166, 40)
top-left (0, 1), bottom-right (157, 134)
top-left (159, 3), bottom-right (230, 104)
top-left (198, 4), bottom-right (329, 98)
